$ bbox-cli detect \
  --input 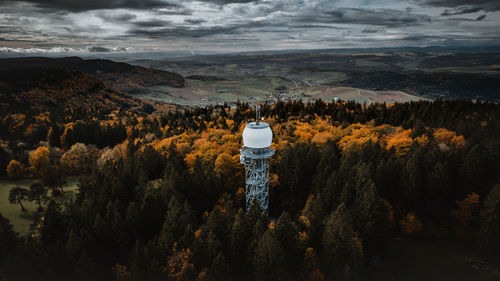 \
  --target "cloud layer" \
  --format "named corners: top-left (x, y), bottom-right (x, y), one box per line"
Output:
top-left (0, 0), bottom-right (499, 53)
